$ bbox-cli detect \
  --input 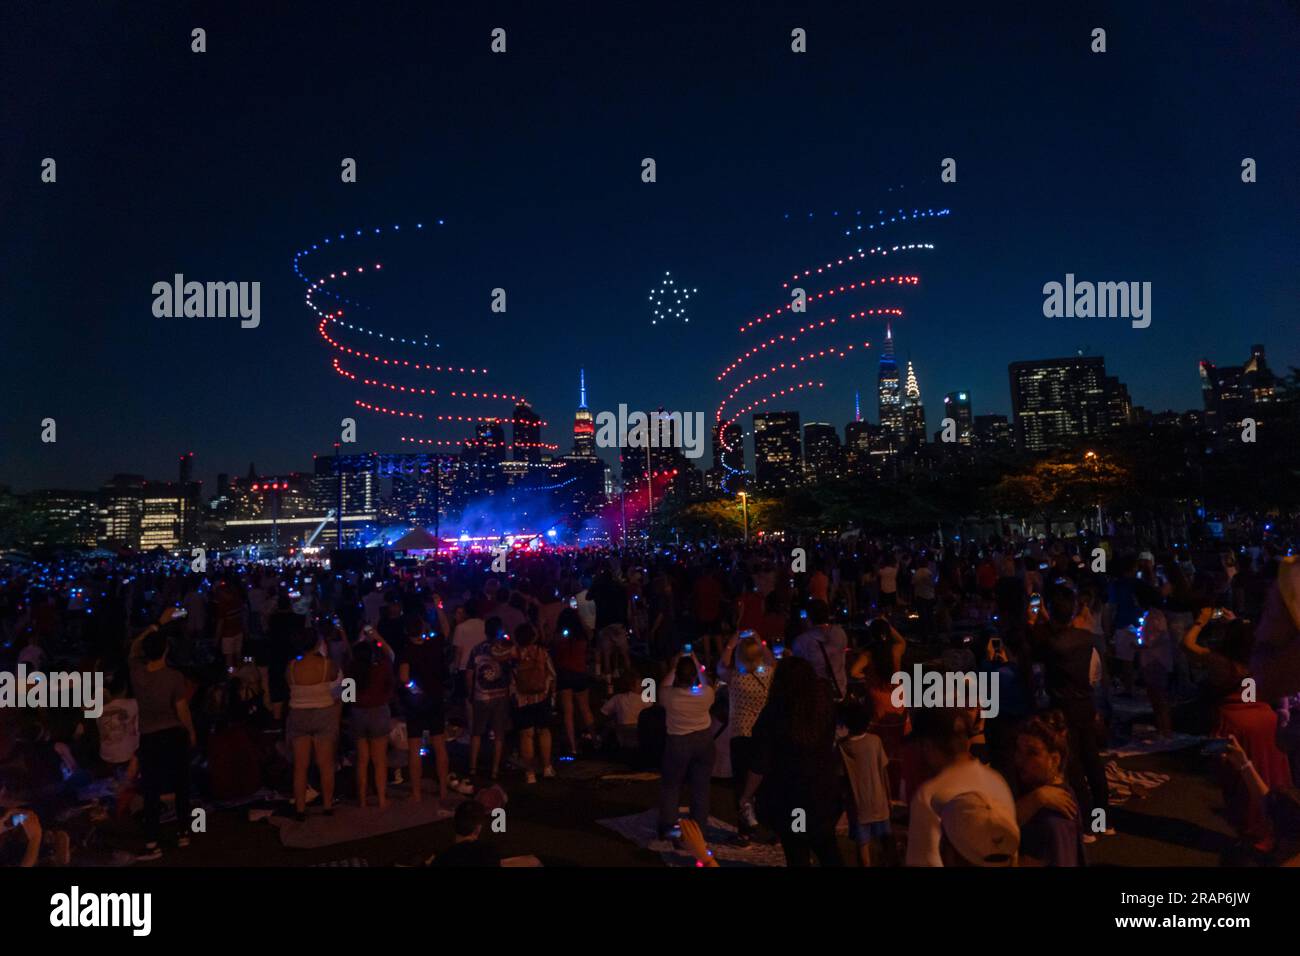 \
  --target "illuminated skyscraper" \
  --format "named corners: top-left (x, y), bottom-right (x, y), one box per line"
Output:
top-left (1009, 356), bottom-right (1131, 450)
top-left (512, 401), bottom-right (542, 464)
top-left (943, 391), bottom-right (973, 444)
top-left (1199, 345), bottom-right (1274, 432)
top-left (901, 360), bottom-right (927, 450)
top-left (877, 323), bottom-right (902, 449)
top-left (753, 411), bottom-right (801, 492)
top-left (803, 422), bottom-right (840, 480)
top-left (572, 367), bottom-right (596, 458)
